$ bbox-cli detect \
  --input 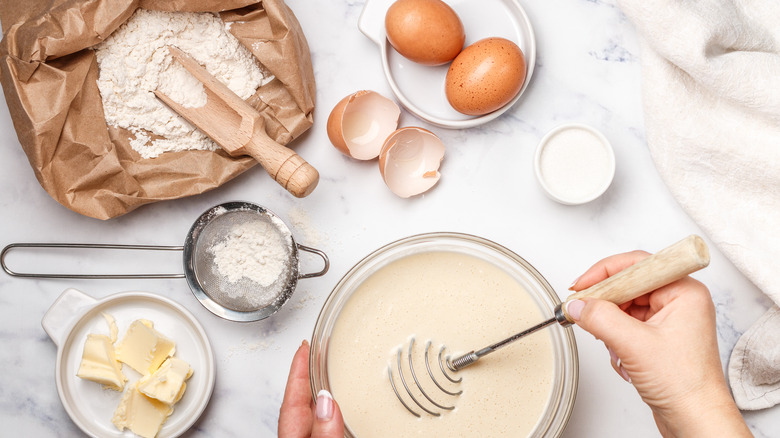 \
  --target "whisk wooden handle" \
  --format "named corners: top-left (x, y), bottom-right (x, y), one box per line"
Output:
top-left (560, 235), bottom-right (710, 323)
top-left (446, 236), bottom-right (711, 373)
